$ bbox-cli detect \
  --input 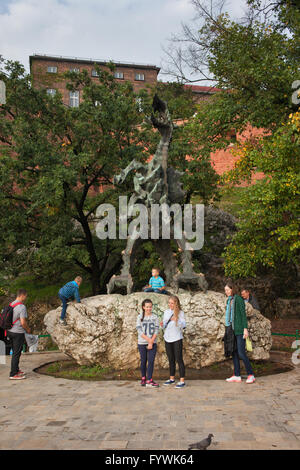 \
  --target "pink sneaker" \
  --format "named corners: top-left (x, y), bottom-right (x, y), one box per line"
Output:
top-left (226, 375), bottom-right (242, 383)
top-left (146, 379), bottom-right (159, 388)
top-left (246, 375), bottom-right (256, 384)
